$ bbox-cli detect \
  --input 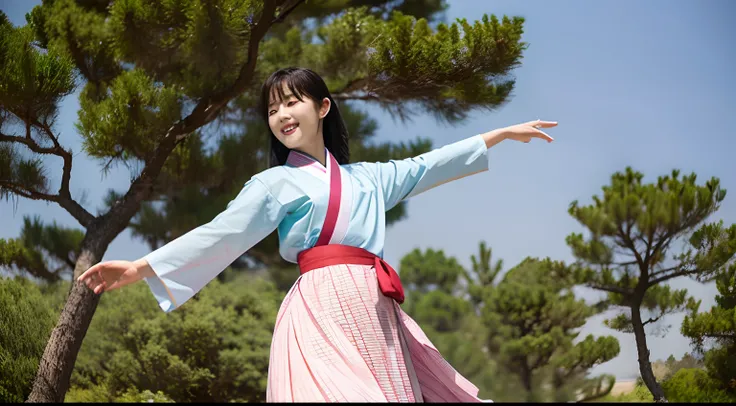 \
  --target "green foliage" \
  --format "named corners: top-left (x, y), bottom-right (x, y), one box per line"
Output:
top-left (78, 69), bottom-right (182, 162)
top-left (70, 270), bottom-right (283, 402)
top-left (65, 384), bottom-right (174, 403)
top-left (482, 258), bottom-right (619, 401)
top-left (658, 352), bottom-right (704, 380)
top-left (289, 0), bottom-right (449, 24)
top-left (0, 143), bottom-right (48, 200)
top-left (661, 368), bottom-right (734, 403)
top-left (367, 12), bottom-right (524, 122)
top-left (682, 264), bottom-right (736, 349)
top-left (681, 263), bottom-right (736, 395)
top-left (399, 243), bottom-right (618, 402)
top-left (0, 277), bottom-right (66, 403)
top-left (467, 241), bottom-right (503, 306)
top-left (0, 216), bottom-right (83, 281)
top-left (603, 284), bottom-right (698, 335)
top-left (0, 12), bottom-right (76, 122)
top-left (256, 7), bottom-right (525, 122)
top-left (567, 167), bottom-right (736, 400)
top-left (107, 0), bottom-right (258, 97)
top-left (400, 247), bottom-right (467, 295)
